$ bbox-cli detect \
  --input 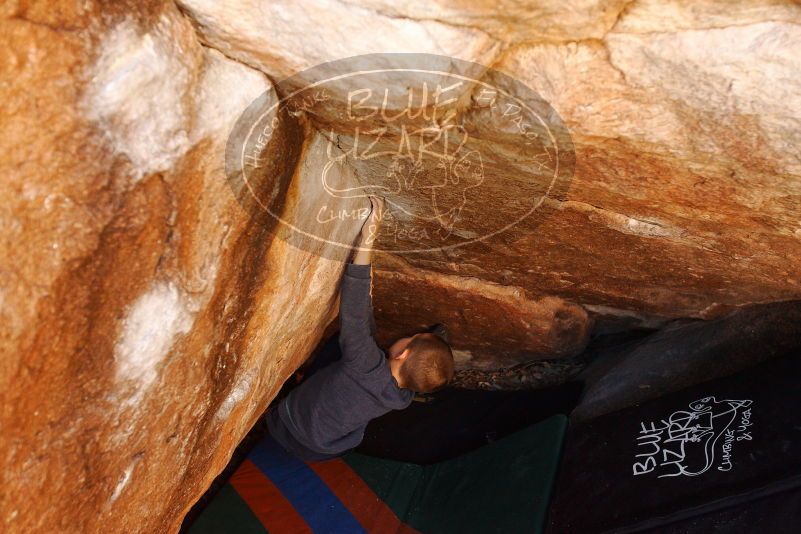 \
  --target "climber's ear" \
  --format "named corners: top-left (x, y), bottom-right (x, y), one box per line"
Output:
top-left (396, 348), bottom-right (410, 361)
